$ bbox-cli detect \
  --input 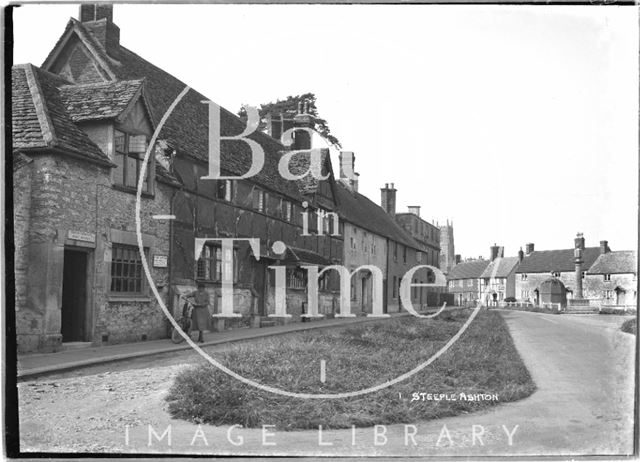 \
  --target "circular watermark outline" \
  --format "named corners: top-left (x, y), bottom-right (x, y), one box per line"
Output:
top-left (135, 86), bottom-right (483, 399)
